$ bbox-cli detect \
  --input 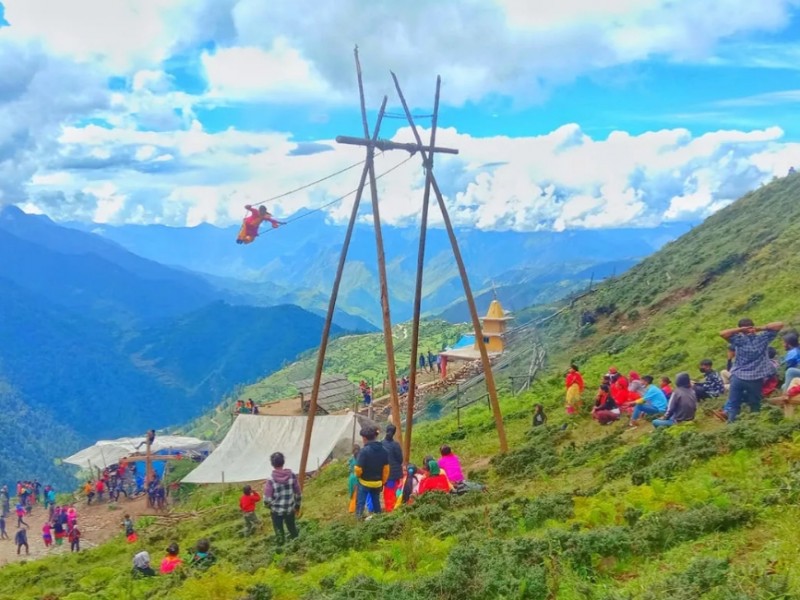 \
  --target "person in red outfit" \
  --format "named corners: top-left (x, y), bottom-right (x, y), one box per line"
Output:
top-left (565, 364), bottom-right (585, 415)
top-left (418, 461), bottom-right (451, 495)
top-left (236, 205), bottom-right (282, 244)
top-left (239, 485), bottom-right (261, 535)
